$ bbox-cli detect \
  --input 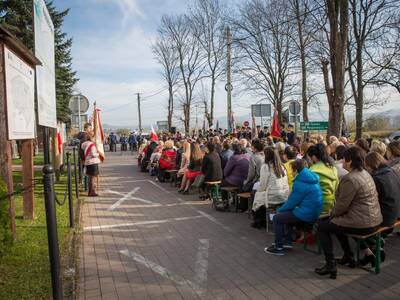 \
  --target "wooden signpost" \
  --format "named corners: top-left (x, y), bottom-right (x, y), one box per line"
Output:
top-left (0, 26), bottom-right (41, 238)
